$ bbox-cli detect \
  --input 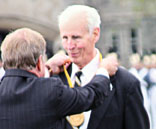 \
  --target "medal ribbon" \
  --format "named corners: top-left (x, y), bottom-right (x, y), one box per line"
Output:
top-left (63, 51), bottom-right (102, 87)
